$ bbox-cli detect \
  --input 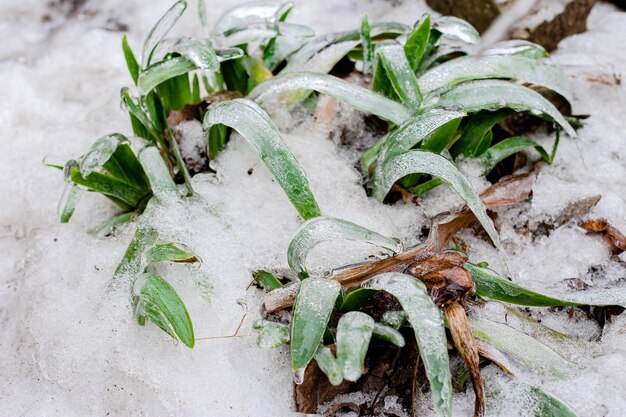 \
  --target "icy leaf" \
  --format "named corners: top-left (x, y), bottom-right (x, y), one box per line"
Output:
top-left (114, 221), bottom-right (158, 281)
top-left (373, 149), bottom-right (501, 251)
top-left (372, 322), bottom-right (405, 347)
top-left (432, 16), bottom-right (480, 45)
top-left (288, 216), bottom-right (402, 278)
top-left (523, 385), bottom-right (579, 417)
top-left (451, 110), bottom-right (513, 157)
top-left (291, 278), bottom-right (341, 373)
top-left (373, 108), bottom-right (465, 182)
top-left (469, 317), bottom-right (575, 377)
top-left (365, 273), bottom-right (452, 417)
top-left (256, 321), bottom-right (290, 349)
top-left (59, 184), bottom-right (82, 223)
top-left (248, 72), bottom-right (412, 124)
top-left (417, 55), bottom-right (572, 103)
top-left (146, 243), bottom-right (199, 264)
top-left (336, 311), bottom-right (375, 382)
top-left (253, 270), bottom-right (283, 291)
top-left (212, 2), bottom-right (284, 35)
top-left (158, 37), bottom-right (219, 70)
top-left (139, 147), bottom-right (179, 201)
top-left (404, 15), bottom-right (430, 72)
top-left (135, 272), bottom-right (195, 348)
top-left (482, 40), bottom-right (548, 59)
top-left (315, 344), bottom-right (343, 386)
top-left (376, 42), bottom-right (423, 109)
top-left (204, 98), bottom-right (321, 220)
top-left (427, 80), bottom-right (576, 138)
top-left (142, 0), bottom-right (187, 67)
top-left (467, 263), bottom-right (626, 307)
top-left (137, 57), bottom-right (196, 95)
